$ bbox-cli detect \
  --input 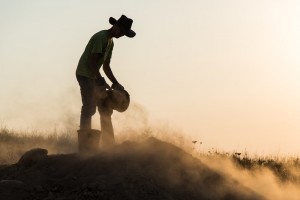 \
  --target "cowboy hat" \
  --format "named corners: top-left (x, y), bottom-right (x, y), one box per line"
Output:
top-left (109, 15), bottom-right (136, 38)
